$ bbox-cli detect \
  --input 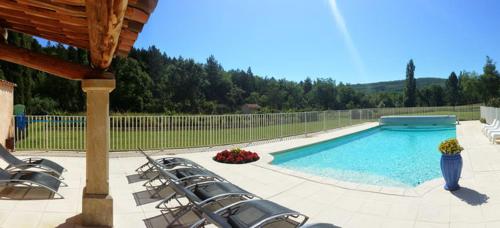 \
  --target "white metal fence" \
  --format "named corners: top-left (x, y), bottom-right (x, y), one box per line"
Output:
top-left (13, 105), bottom-right (480, 151)
top-left (481, 106), bottom-right (500, 124)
